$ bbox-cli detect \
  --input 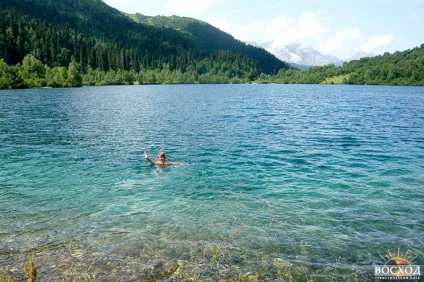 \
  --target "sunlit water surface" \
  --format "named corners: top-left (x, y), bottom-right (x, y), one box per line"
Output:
top-left (1, 85), bottom-right (423, 280)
